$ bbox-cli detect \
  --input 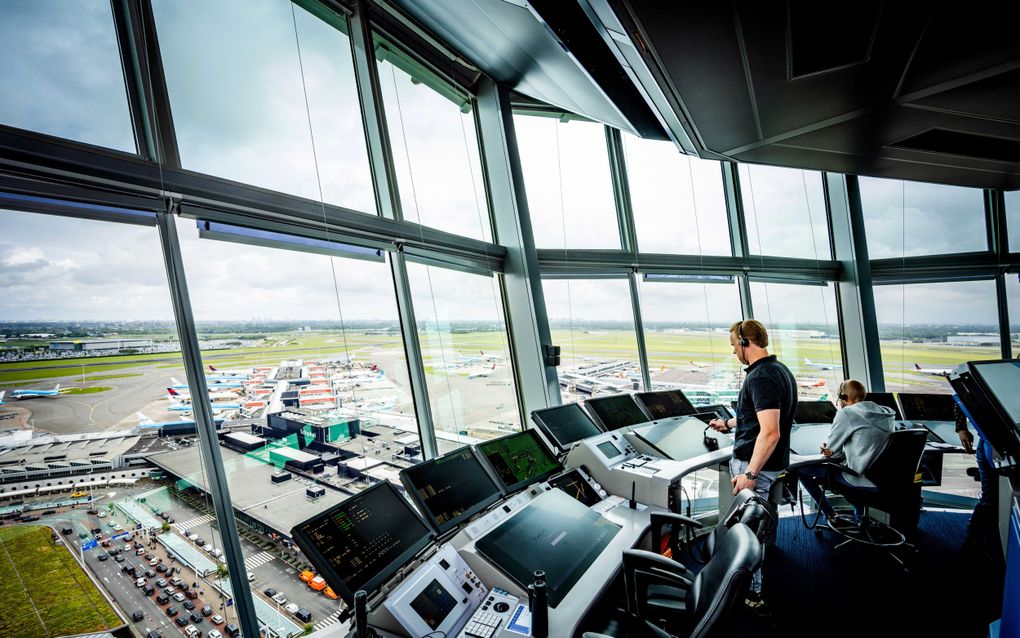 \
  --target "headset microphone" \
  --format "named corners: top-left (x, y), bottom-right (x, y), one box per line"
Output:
top-left (702, 424), bottom-right (720, 451)
top-left (738, 322), bottom-right (750, 348)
